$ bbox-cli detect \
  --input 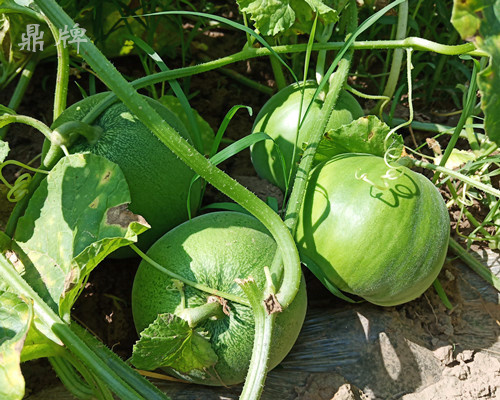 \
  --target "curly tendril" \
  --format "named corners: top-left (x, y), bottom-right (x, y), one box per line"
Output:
top-left (354, 170), bottom-right (390, 190)
top-left (354, 161), bottom-right (404, 190)
top-left (0, 160), bottom-right (49, 202)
